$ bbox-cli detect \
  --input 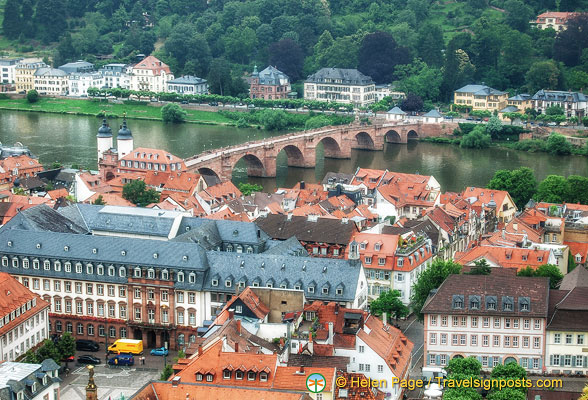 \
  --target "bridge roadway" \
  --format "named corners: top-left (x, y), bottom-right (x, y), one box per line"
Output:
top-left (185, 120), bottom-right (459, 181)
